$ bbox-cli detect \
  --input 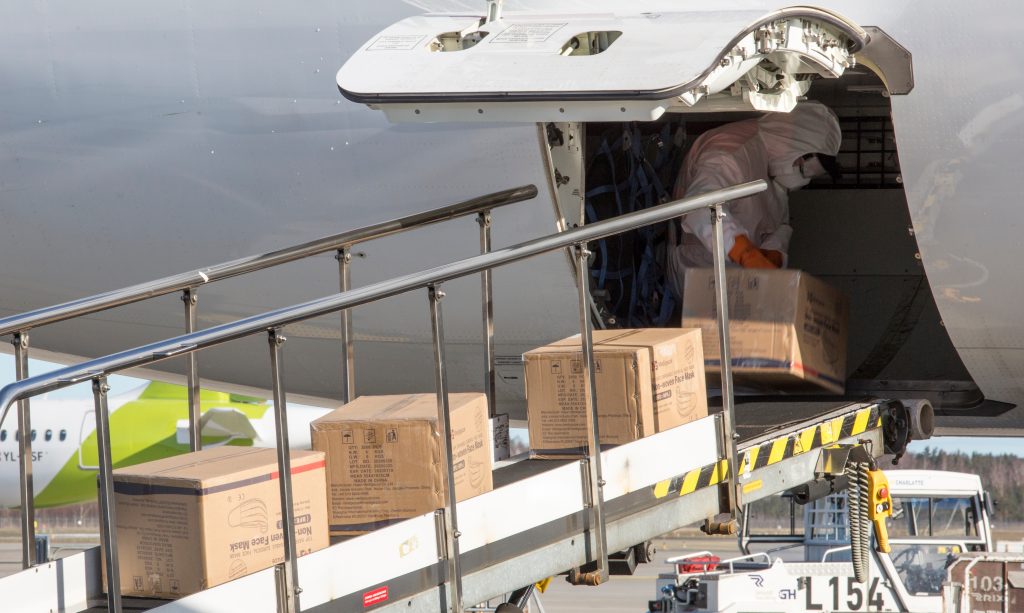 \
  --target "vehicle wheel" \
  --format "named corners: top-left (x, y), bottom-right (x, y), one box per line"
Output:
top-left (635, 540), bottom-right (657, 564)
